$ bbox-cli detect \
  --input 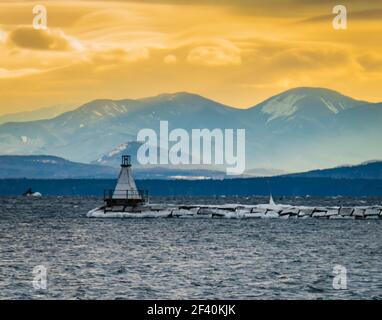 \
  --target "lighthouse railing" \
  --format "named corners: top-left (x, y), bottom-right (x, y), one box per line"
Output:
top-left (104, 189), bottom-right (148, 203)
